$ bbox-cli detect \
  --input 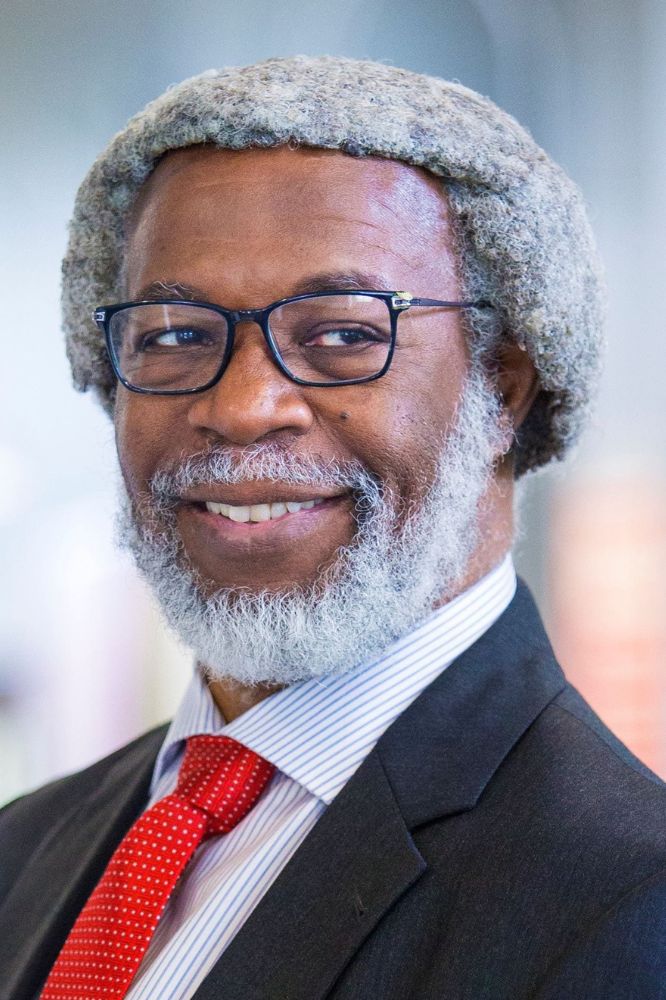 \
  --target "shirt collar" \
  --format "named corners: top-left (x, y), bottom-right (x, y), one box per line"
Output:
top-left (151, 555), bottom-right (516, 804)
